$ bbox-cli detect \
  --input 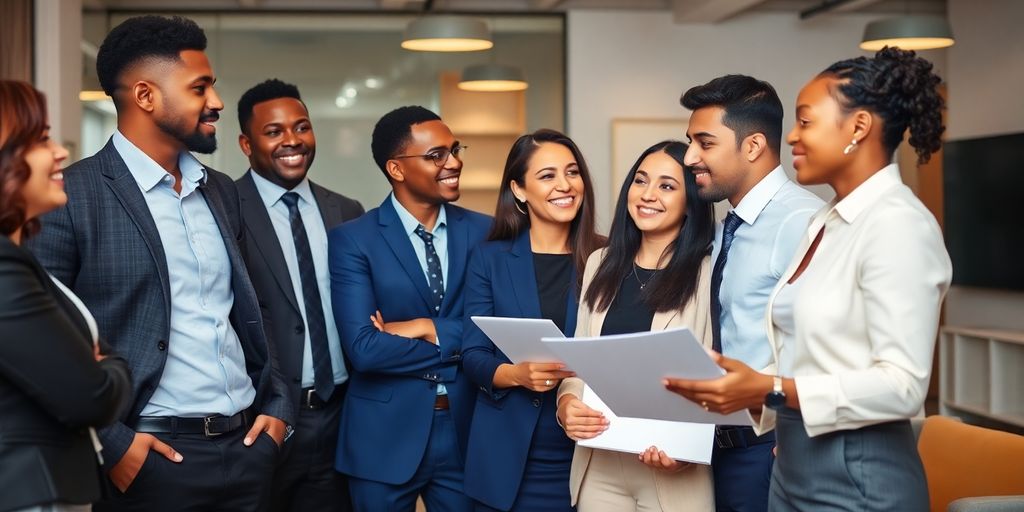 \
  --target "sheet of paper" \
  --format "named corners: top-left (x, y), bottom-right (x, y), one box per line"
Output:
top-left (470, 316), bottom-right (566, 364)
top-left (578, 384), bottom-right (714, 464)
top-left (543, 327), bottom-right (755, 426)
